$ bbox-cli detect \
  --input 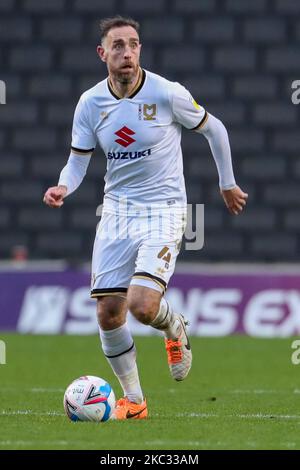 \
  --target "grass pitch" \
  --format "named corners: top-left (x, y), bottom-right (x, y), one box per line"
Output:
top-left (0, 333), bottom-right (299, 450)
